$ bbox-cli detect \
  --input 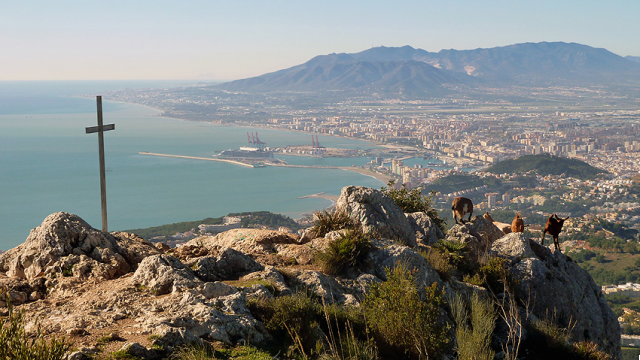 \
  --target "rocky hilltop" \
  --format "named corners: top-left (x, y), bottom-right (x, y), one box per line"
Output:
top-left (0, 185), bottom-right (620, 359)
